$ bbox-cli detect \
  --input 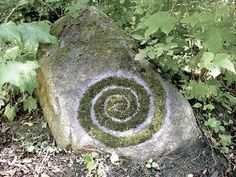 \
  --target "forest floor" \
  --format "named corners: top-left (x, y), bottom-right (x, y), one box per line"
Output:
top-left (0, 108), bottom-right (235, 177)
